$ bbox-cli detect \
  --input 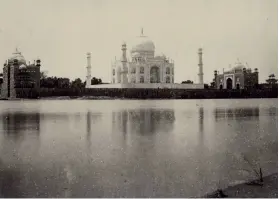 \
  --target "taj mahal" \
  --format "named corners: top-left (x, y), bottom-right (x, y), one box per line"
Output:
top-left (86, 29), bottom-right (204, 89)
